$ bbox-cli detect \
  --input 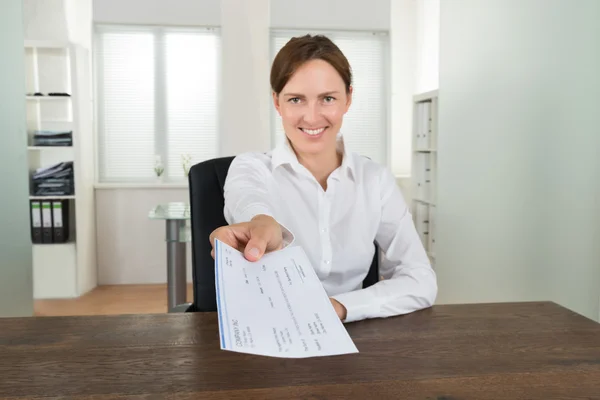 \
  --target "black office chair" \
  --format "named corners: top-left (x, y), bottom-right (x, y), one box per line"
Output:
top-left (187, 156), bottom-right (379, 312)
